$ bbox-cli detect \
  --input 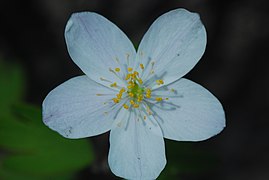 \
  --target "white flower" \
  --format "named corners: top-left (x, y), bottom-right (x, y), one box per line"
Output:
top-left (42, 8), bottom-right (225, 180)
